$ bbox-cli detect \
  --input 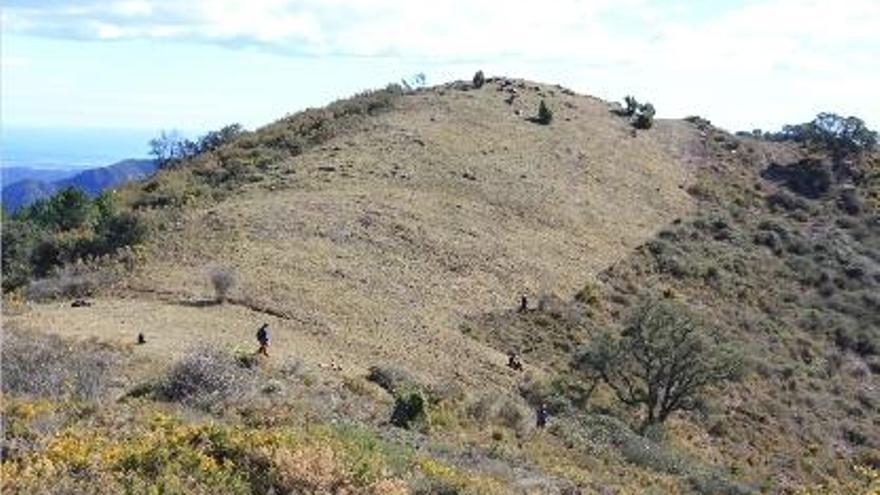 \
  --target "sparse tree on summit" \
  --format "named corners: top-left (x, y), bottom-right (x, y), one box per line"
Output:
top-left (473, 70), bottom-right (486, 89)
